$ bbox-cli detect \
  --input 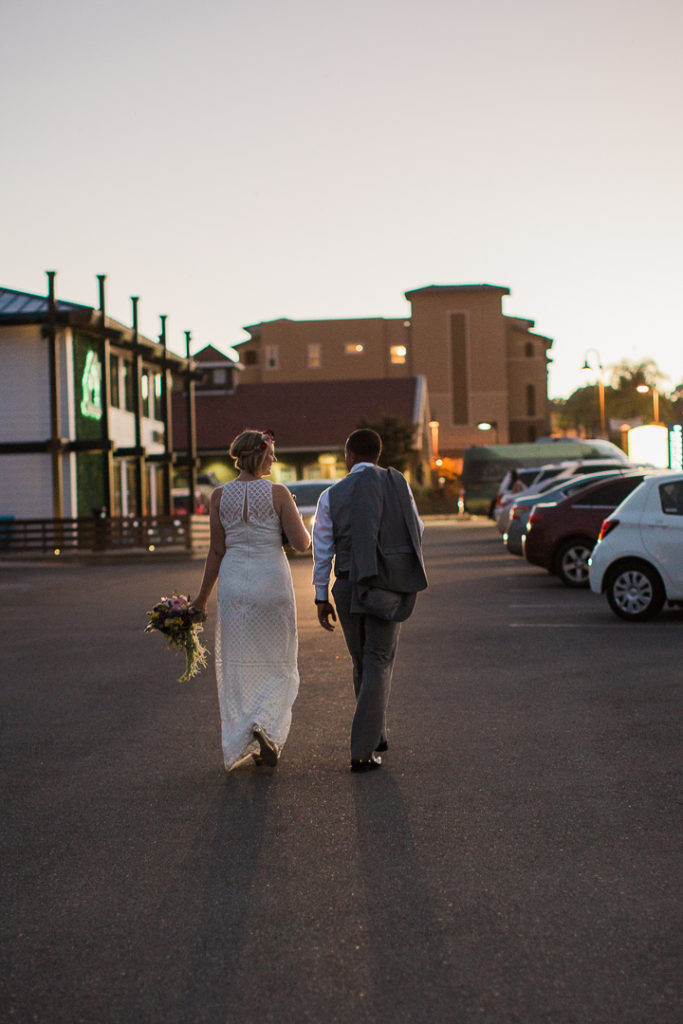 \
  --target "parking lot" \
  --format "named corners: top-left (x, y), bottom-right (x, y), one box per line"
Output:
top-left (1, 520), bottom-right (681, 1023)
